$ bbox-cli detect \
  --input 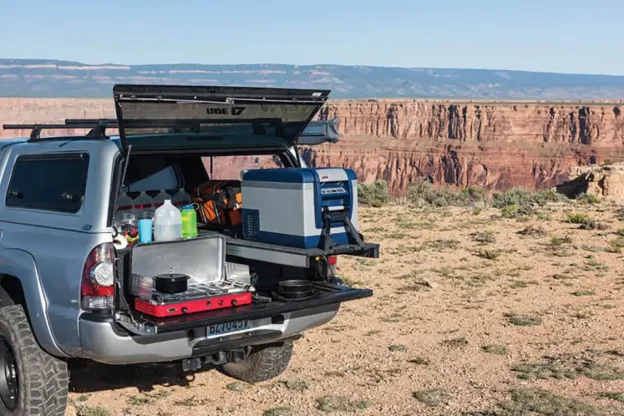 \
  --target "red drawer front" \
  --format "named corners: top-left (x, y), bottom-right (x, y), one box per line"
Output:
top-left (135, 292), bottom-right (253, 318)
